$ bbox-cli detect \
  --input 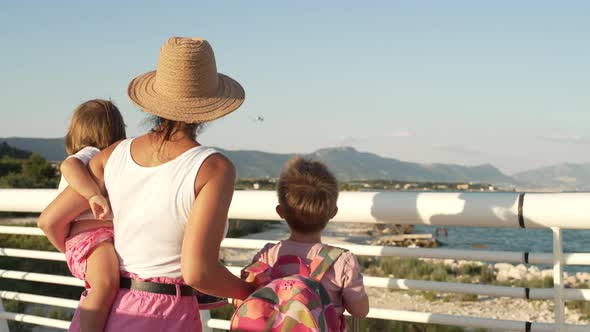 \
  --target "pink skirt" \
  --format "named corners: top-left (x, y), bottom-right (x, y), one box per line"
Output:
top-left (68, 273), bottom-right (201, 331)
top-left (65, 227), bottom-right (114, 284)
